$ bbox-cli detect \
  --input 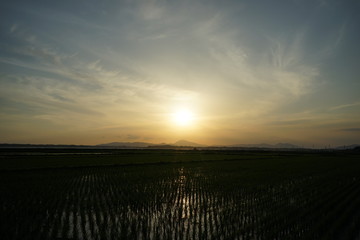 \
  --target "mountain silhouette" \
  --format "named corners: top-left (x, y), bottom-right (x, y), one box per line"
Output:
top-left (173, 140), bottom-right (205, 147)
